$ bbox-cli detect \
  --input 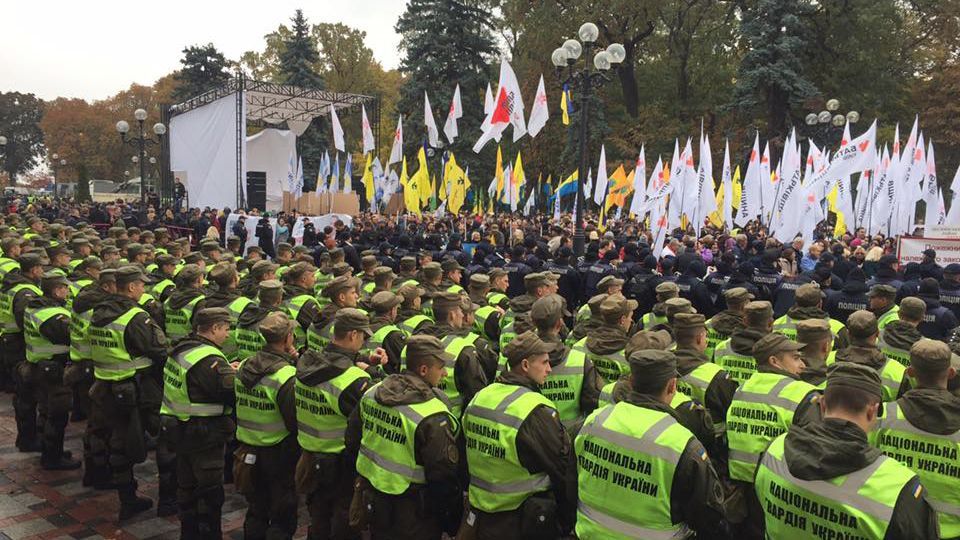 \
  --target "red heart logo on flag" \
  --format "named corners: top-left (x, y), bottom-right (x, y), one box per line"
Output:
top-left (750, 150), bottom-right (757, 162)
top-left (841, 139), bottom-right (848, 147)
top-left (858, 140), bottom-right (869, 152)
top-left (490, 88), bottom-right (511, 125)
top-left (807, 193), bottom-right (815, 203)
top-left (761, 155), bottom-right (769, 164)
